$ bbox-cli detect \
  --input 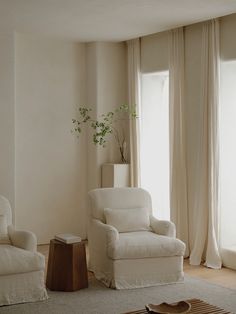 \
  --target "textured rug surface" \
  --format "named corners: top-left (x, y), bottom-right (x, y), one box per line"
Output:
top-left (0, 276), bottom-right (236, 314)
